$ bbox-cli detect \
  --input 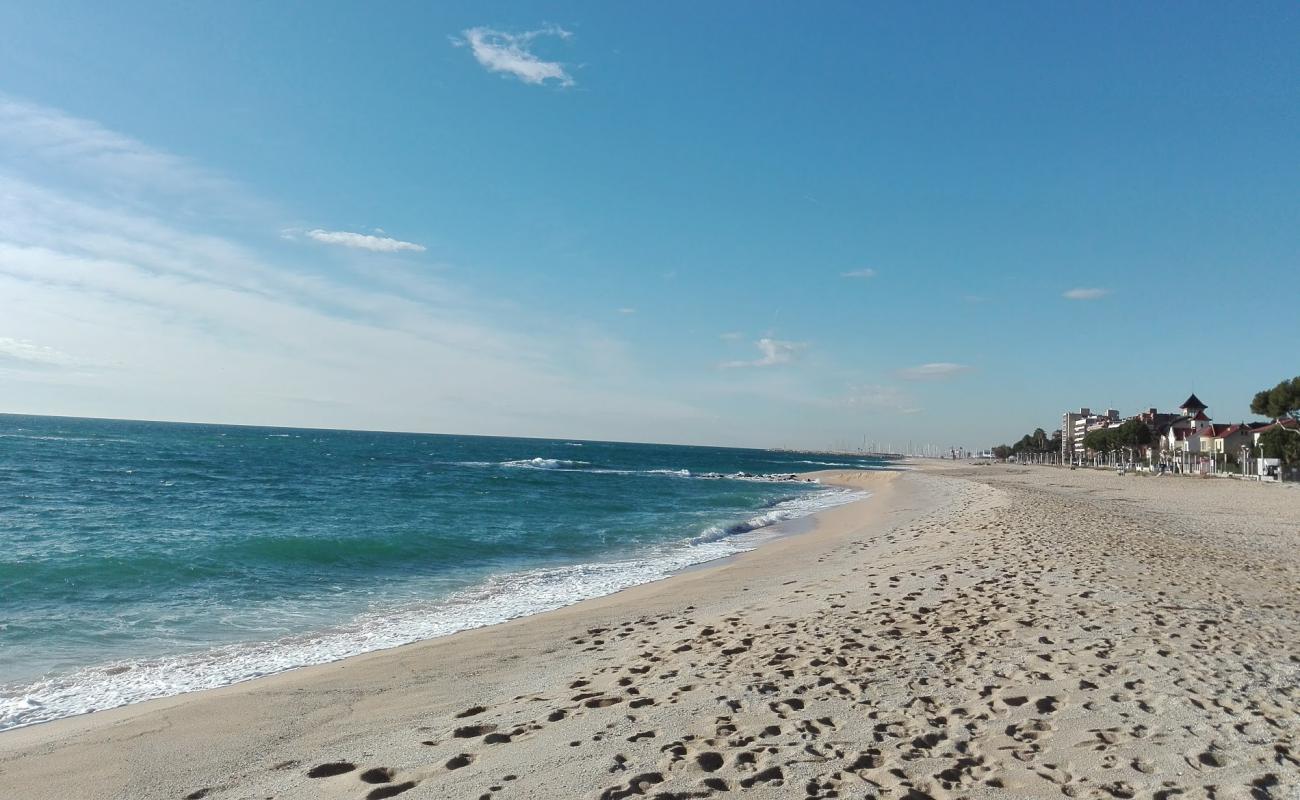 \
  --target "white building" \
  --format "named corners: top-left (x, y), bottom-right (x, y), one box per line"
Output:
top-left (1061, 407), bottom-right (1118, 463)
